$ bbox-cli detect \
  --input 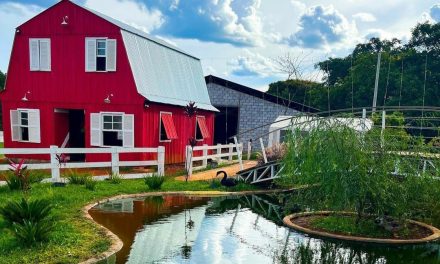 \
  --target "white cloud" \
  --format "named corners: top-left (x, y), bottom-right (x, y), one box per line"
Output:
top-left (285, 5), bottom-right (358, 49)
top-left (84, 0), bottom-right (164, 33)
top-left (0, 2), bottom-right (43, 72)
top-left (353, 12), bottom-right (376, 22)
top-left (229, 50), bottom-right (279, 77)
